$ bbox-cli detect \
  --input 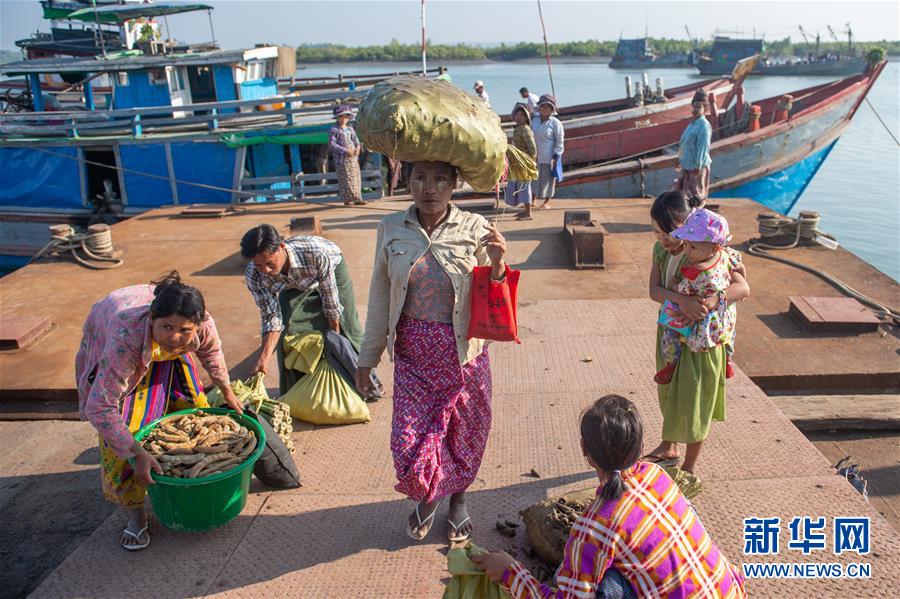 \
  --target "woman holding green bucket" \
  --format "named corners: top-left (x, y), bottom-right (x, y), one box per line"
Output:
top-left (75, 272), bottom-right (243, 550)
